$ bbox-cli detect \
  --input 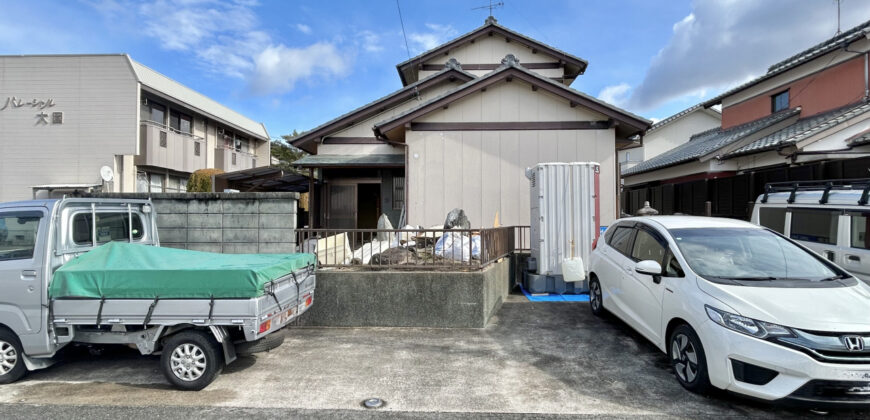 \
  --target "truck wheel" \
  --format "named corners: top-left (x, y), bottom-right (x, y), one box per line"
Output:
top-left (160, 330), bottom-right (223, 391)
top-left (235, 330), bottom-right (286, 355)
top-left (0, 329), bottom-right (27, 384)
